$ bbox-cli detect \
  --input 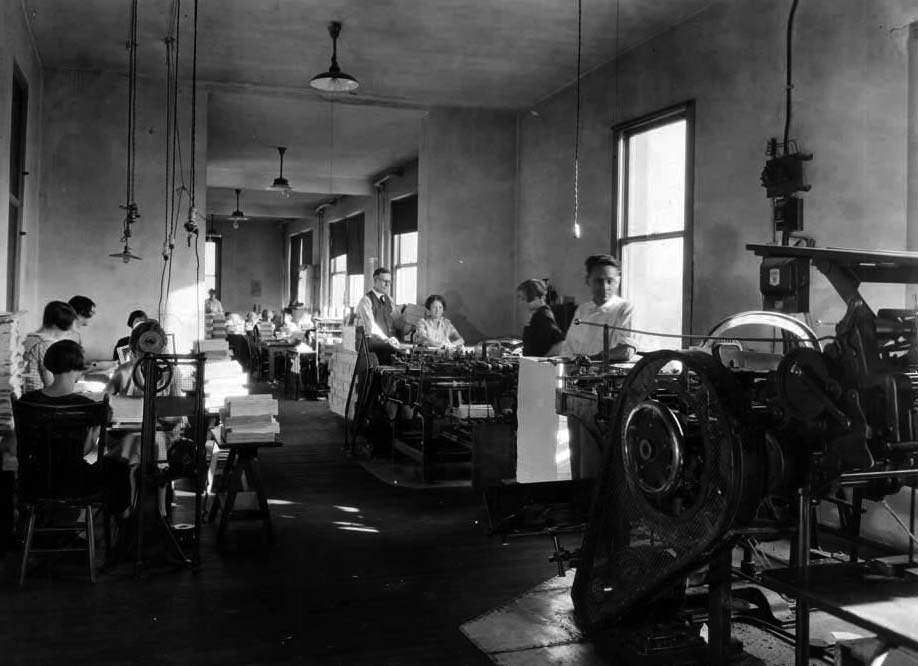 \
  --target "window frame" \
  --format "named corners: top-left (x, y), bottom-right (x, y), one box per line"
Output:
top-left (392, 231), bottom-right (418, 305)
top-left (204, 234), bottom-right (222, 299)
top-left (390, 194), bottom-right (419, 305)
top-left (290, 230), bottom-right (312, 306)
top-left (612, 101), bottom-right (695, 344)
top-left (7, 65), bottom-right (28, 312)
